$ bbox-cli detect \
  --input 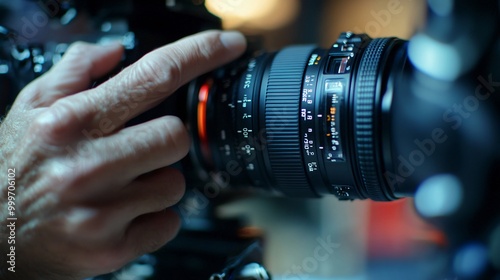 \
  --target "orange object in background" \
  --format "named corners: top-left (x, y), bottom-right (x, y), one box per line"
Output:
top-left (366, 199), bottom-right (446, 258)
